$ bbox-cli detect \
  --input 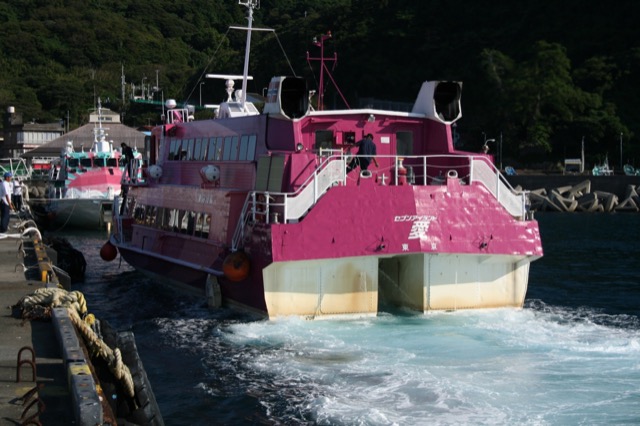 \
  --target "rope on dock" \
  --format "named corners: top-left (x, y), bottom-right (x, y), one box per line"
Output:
top-left (66, 308), bottom-right (136, 399)
top-left (16, 287), bottom-right (87, 318)
top-left (13, 288), bottom-right (136, 399)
